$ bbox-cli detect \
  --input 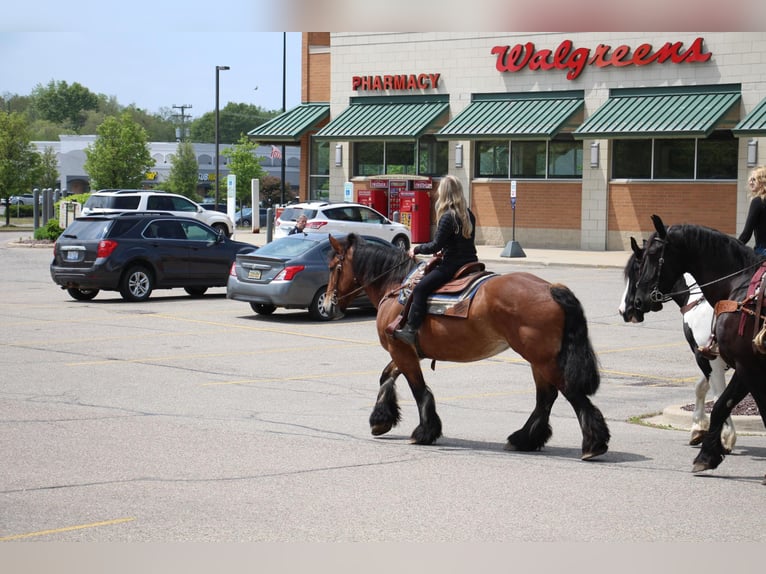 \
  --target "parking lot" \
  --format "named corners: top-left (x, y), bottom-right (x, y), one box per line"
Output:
top-left (1, 236), bottom-right (765, 543)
